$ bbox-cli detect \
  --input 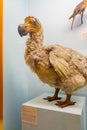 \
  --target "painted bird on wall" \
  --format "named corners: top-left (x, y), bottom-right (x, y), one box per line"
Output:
top-left (69, 0), bottom-right (87, 29)
top-left (18, 16), bottom-right (87, 108)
